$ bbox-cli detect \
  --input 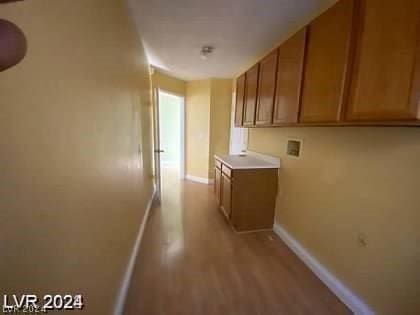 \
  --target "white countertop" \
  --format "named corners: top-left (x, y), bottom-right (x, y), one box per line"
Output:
top-left (215, 152), bottom-right (280, 170)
